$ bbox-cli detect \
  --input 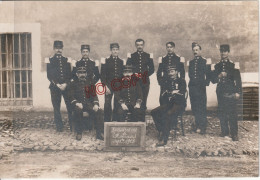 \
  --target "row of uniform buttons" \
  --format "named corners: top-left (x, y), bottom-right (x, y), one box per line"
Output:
top-left (138, 52), bottom-right (143, 73)
top-left (113, 57), bottom-right (119, 77)
top-left (57, 55), bottom-right (64, 81)
top-left (193, 56), bottom-right (199, 79)
top-left (167, 54), bottom-right (174, 66)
